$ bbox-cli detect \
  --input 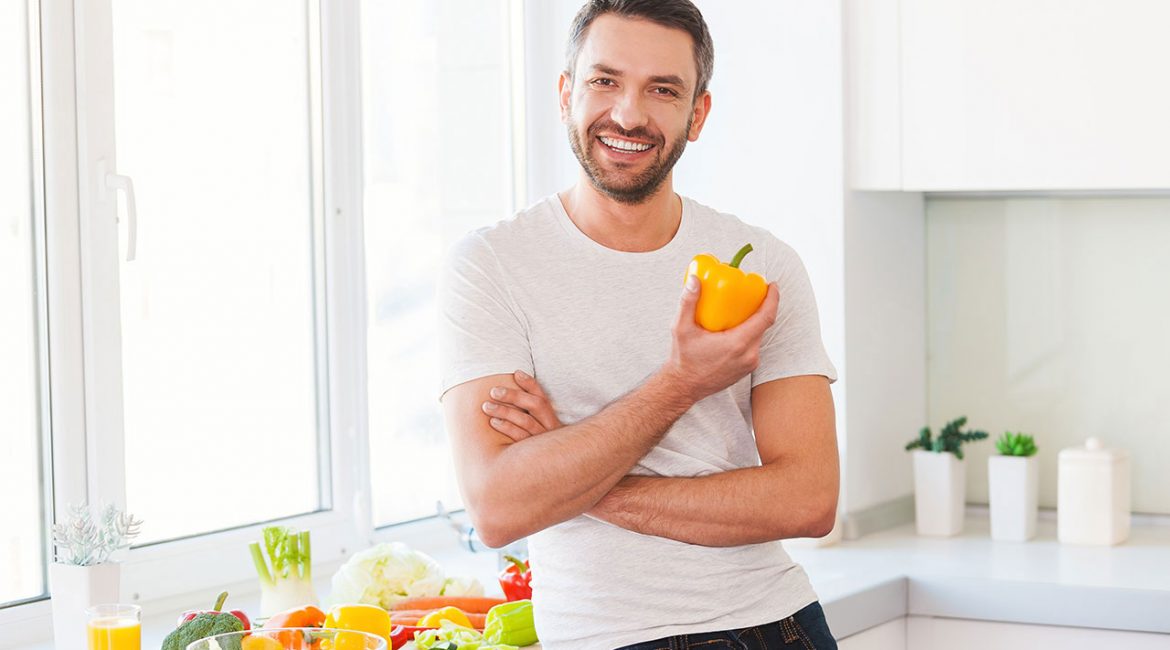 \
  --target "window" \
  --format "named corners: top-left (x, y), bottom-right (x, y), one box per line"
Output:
top-left (0, 0), bottom-right (47, 609)
top-left (1, 0), bottom-right (522, 639)
top-left (110, 0), bottom-right (328, 545)
top-left (361, 0), bottom-right (521, 527)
